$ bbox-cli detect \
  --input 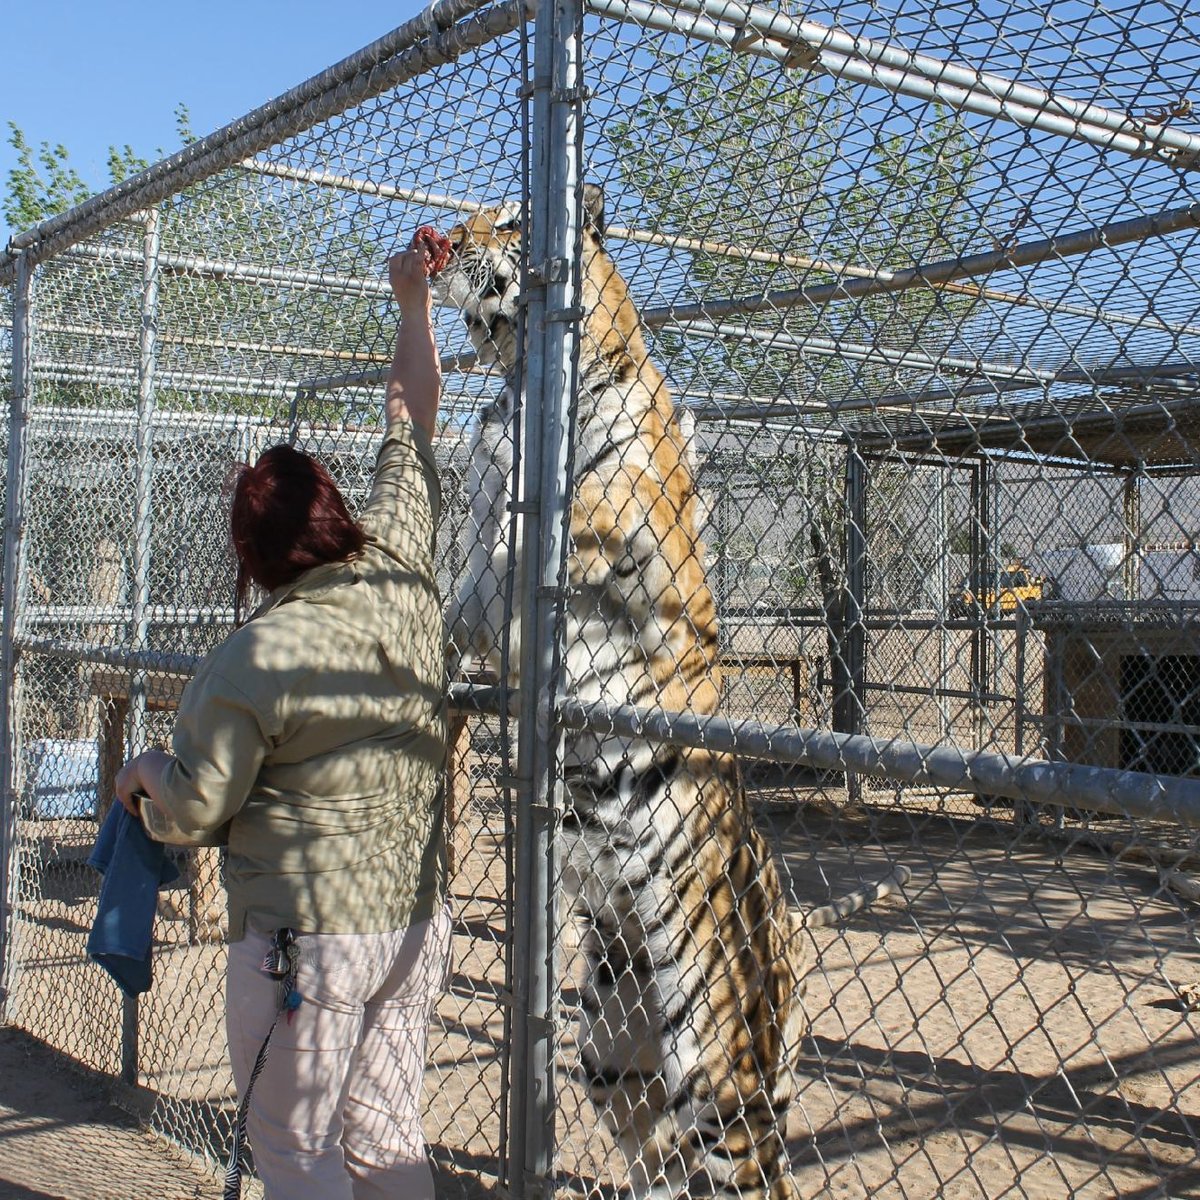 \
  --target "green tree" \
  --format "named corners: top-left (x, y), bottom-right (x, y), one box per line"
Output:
top-left (4, 124), bottom-right (91, 233)
top-left (4, 106), bottom-right (196, 232)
